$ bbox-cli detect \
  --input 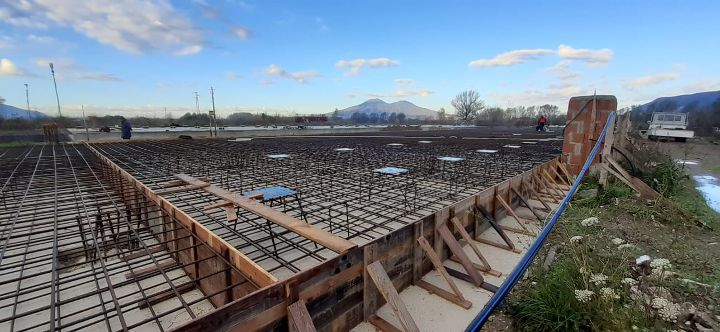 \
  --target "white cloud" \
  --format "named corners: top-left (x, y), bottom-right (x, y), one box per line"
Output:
top-left (394, 78), bottom-right (414, 85)
top-left (557, 44), bottom-right (613, 66)
top-left (0, 58), bottom-right (27, 76)
top-left (33, 59), bottom-right (121, 81)
top-left (174, 45), bottom-right (203, 56)
top-left (367, 89), bottom-right (433, 98)
top-left (545, 60), bottom-right (582, 80)
top-left (2, 0), bottom-right (204, 55)
top-left (232, 27), bottom-right (252, 40)
top-left (335, 57), bottom-right (399, 76)
top-left (26, 34), bottom-right (56, 44)
top-left (469, 49), bottom-right (553, 68)
top-left (264, 64), bottom-right (320, 84)
top-left (622, 72), bottom-right (679, 89)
